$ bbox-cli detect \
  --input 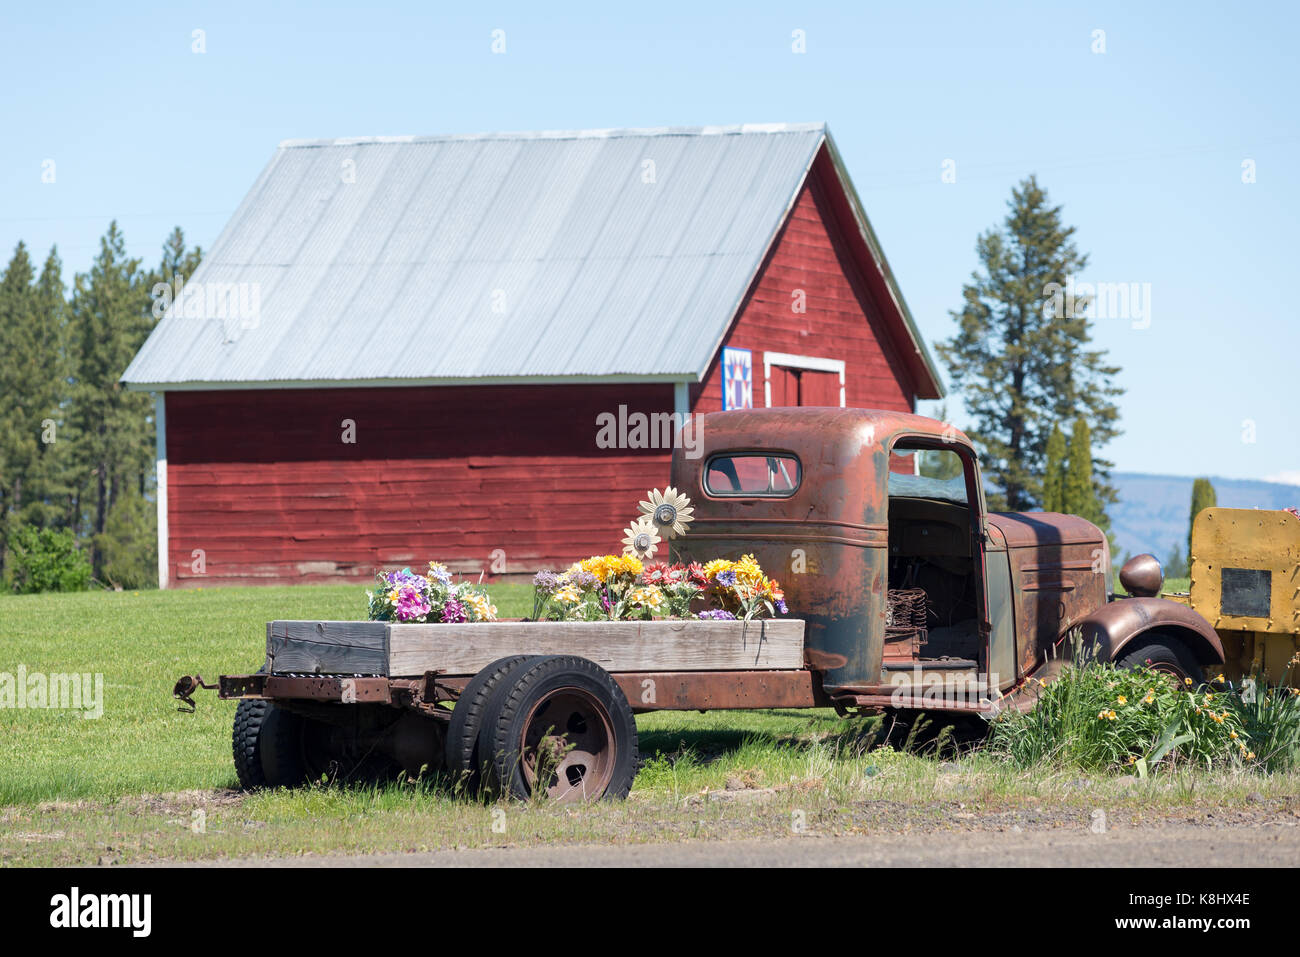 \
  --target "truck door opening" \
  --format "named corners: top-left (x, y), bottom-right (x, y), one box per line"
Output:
top-left (884, 443), bottom-right (985, 672)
